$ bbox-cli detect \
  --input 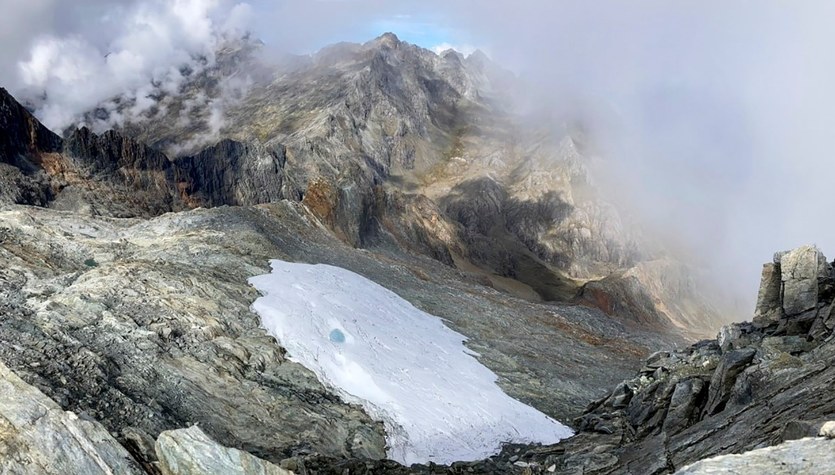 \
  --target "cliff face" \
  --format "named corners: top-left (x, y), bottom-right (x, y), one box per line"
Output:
top-left (0, 90), bottom-right (294, 217)
top-left (0, 88), bottom-right (63, 206)
top-left (174, 139), bottom-right (290, 208)
top-left (0, 87), bottom-right (62, 166)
